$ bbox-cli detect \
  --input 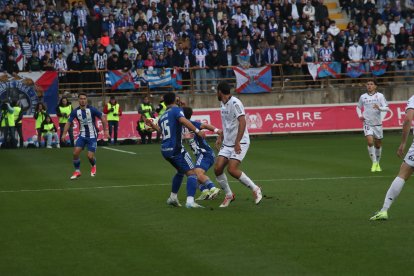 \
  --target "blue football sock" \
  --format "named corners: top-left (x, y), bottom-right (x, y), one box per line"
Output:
top-left (172, 173), bottom-right (184, 193)
top-left (89, 157), bottom-right (96, 166)
top-left (187, 175), bottom-right (198, 197)
top-left (199, 184), bottom-right (208, 191)
top-left (204, 180), bottom-right (215, 190)
top-left (73, 159), bottom-right (80, 170)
